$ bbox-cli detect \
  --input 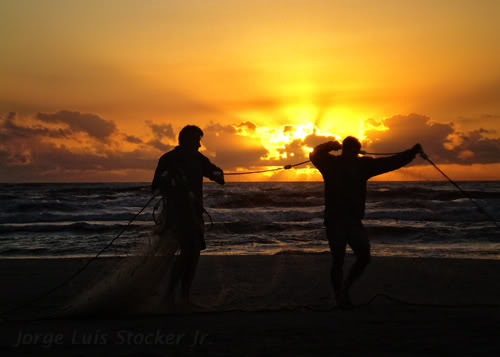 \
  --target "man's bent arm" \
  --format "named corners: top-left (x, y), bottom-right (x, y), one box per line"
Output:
top-left (309, 141), bottom-right (341, 170)
top-left (152, 155), bottom-right (171, 193)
